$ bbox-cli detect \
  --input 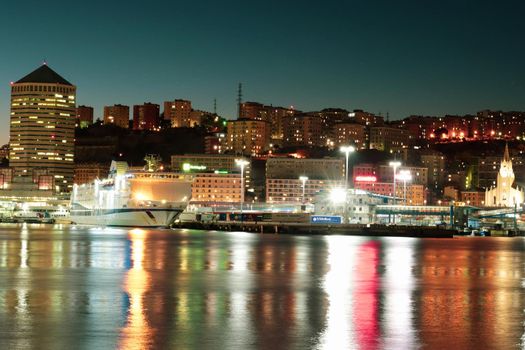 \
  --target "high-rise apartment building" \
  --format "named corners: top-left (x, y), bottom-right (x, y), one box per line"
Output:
top-left (133, 103), bottom-right (160, 130)
top-left (103, 104), bottom-right (129, 128)
top-left (334, 122), bottom-right (366, 149)
top-left (8, 64), bottom-right (76, 193)
top-left (282, 114), bottom-right (323, 148)
top-left (224, 119), bottom-right (270, 156)
top-left (76, 105), bottom-right (93, 128)
top-left (165, 99), bottom-right (192, 127)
